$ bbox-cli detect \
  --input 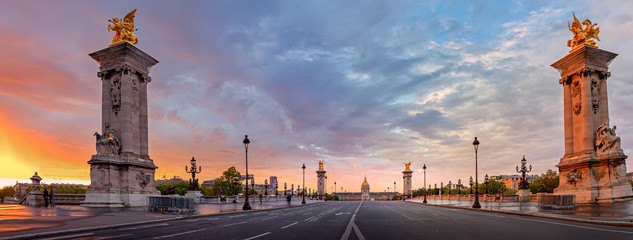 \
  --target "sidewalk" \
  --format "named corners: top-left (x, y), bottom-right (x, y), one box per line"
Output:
top-left (0, 198), bottom-right (322, 239)
top-left (408, 198), bottom-right (633, 226)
